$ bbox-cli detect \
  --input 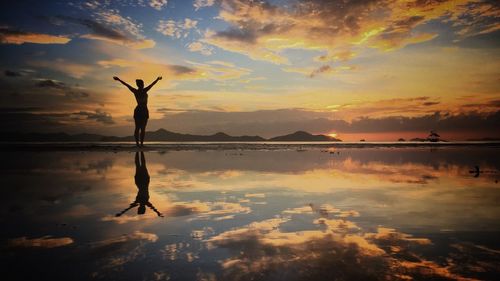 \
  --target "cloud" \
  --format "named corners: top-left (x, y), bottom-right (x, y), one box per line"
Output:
top-left (314, 50), bottom-right (356, 62)
top-left (28, 59), bottom-right (94, 79)
top-left (187, 41), bottom-right (214, 55)
top-left (156, 18), bottom-right (198, 38)
top-left (202, 0), bottom-right (499, 64)
top-left (309, 65), bottom-right (333, 78)
top-left (194, 0), bottom-right (215, 10)
top-left (59, 16), bottom-right (129, 41)
top-left (8, 236), bottom-right (74, 248)
top-left (423, 101), bottom-right (440, 106)
top-left (98, 58), bottom-right (198, 84)
top-left (4, 70), bottom-right (22, 77)
top-left (0, 26), bottom-right (70, 45)
top-left (54, 7), bottom-right (155, 49)
top-left (74, 110), bottom-right (114, 124)
top-left (148, 107), bottom-right (500, 139)
top-left (186, 60), bottom-right (252, 81)
top-left (36, 79), bottom-right (67, 89)
top-left (0, 107), bottom-right (116, 133)
top-left (149, 0), bottom-right (168, 11)
top-left (98, 58), bottom-right (250, 85)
